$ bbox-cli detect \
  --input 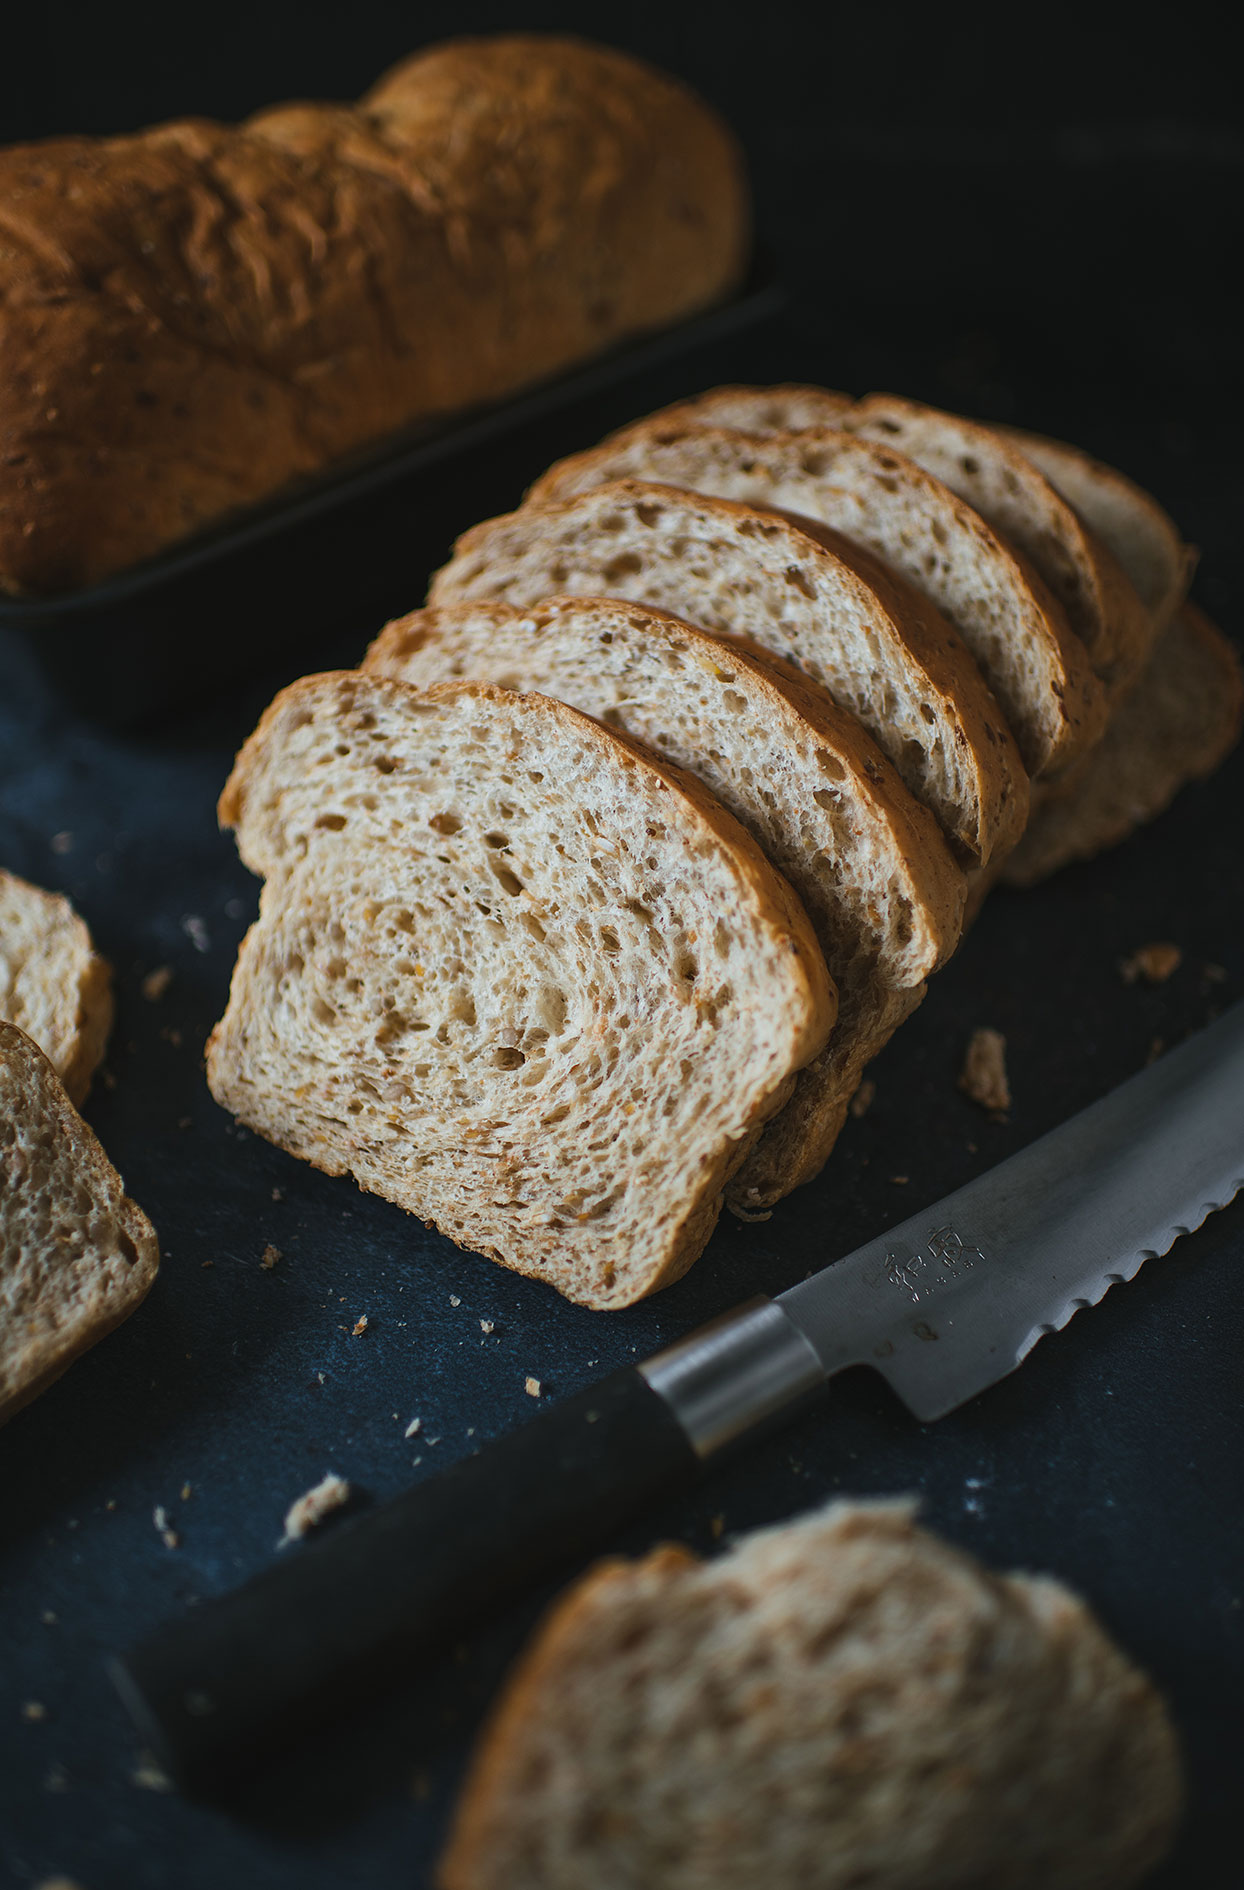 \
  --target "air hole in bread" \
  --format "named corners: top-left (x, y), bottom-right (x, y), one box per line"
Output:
top-left (315, 813), bottom-right (347, 832)
top-left (374, 756), bottom-right (397, 774)
top-left (634, 502), bottom-right (663, 527)
top-left (493, 1047), bottom-right (525, 1070)
top-left (600, 927), bottom-right (621, 956)
top-left (491, 865), bottom-right (523, 896)
top-left (784, 565), bottom-right (816, 601)
top-left (960, 454), bottom-right (980, 475)
top-left (485, 832), bottom-right (510, 849)
top-left (603, 551), bottom-right (644, 582)
top-left (429, 812), bottom-right (461, 836)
